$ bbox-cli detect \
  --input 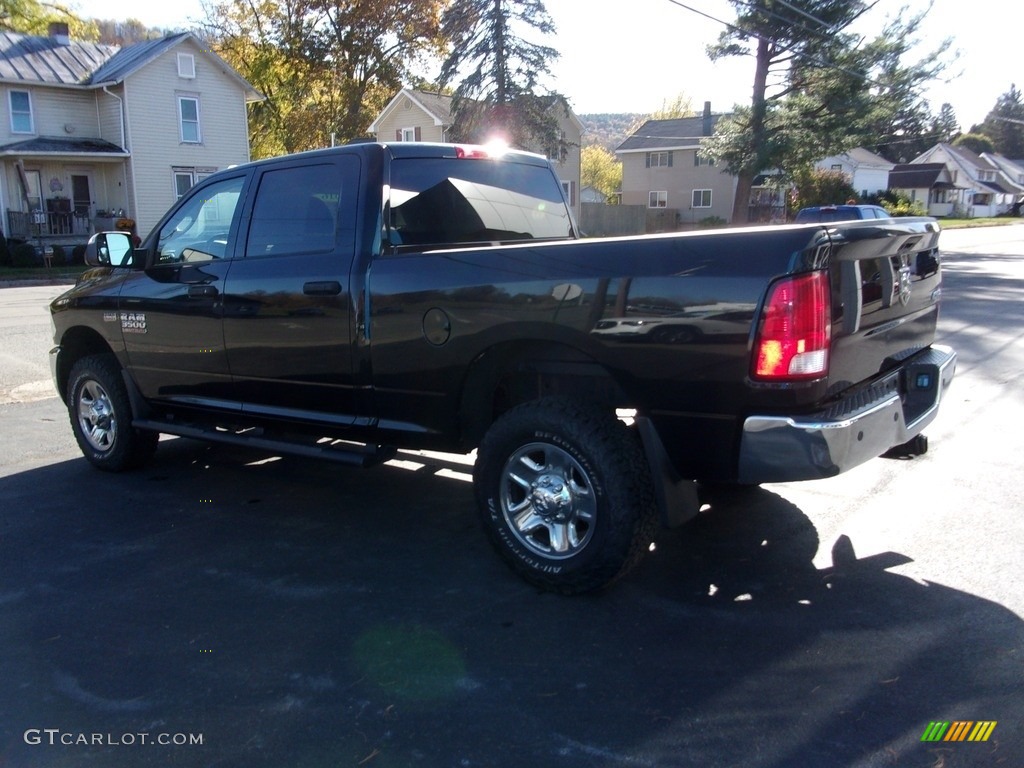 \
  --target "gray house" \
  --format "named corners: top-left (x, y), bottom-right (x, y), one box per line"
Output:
top-left (0, 24), bottom-right (261, 246)
top-left (615, 103), bottom-right (736, 226)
